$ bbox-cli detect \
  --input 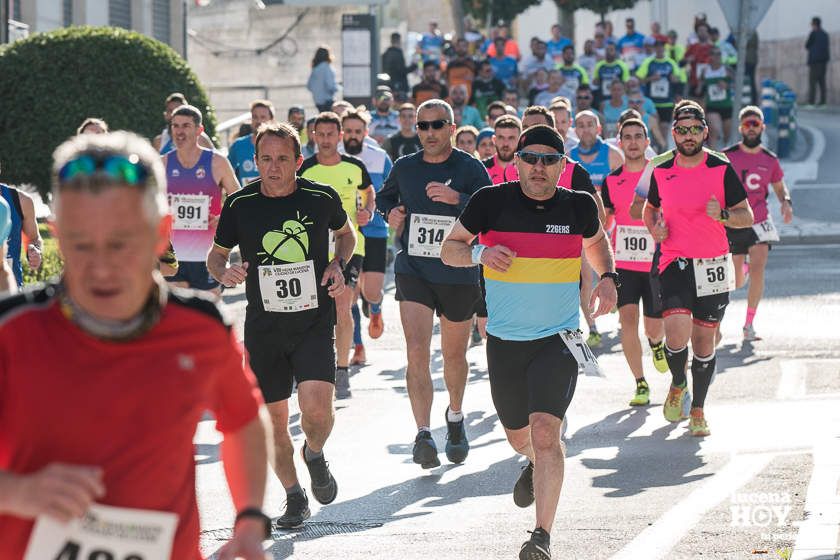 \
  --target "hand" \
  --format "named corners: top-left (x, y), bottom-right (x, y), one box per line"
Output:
top-left (652, 218), bottom-right (669, 242)
top-left (321, 260), bottom-right (346, 298)
top-left (217, 520), bottom-right (269, 560)
top-left (425, 181), bottom-right (460, 205)
top-left (706, 195), bottom-right (723, 221)
top-left (481, 245), bottom-right (516, 273)
top-left (222, 262), bottom-right (249, 288)
top-left (357, 208), bottom-right (372, 227)
top-left (782, 201), bottom-right (793, 224)
top-left (4, 463), bottom-right (105, 522)
top-left (589, 278), bottom-right (618, 318)
top-left (209, 214), bottom-right (221, 230)
top-left (27, 244), bottom-right (42, 270)
top-left (387, 205), bottom-right (407, 230)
